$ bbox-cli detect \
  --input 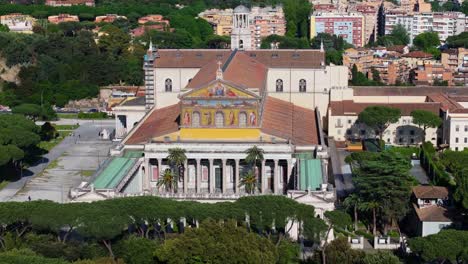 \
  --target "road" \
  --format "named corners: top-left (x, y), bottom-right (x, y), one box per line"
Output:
top-left (0, 119), bottom-right (115, 202)
top-left (410, 160), bottom-right (430, 185)
top-left (328, 139), bottom-right (354, 199)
